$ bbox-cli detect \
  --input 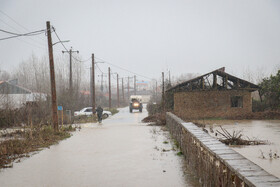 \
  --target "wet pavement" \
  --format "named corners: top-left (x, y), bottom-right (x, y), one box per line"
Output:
top-left (0, 107), bottom-right (198, 187)
top-left (204, 120), bottom-right (280, 179)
